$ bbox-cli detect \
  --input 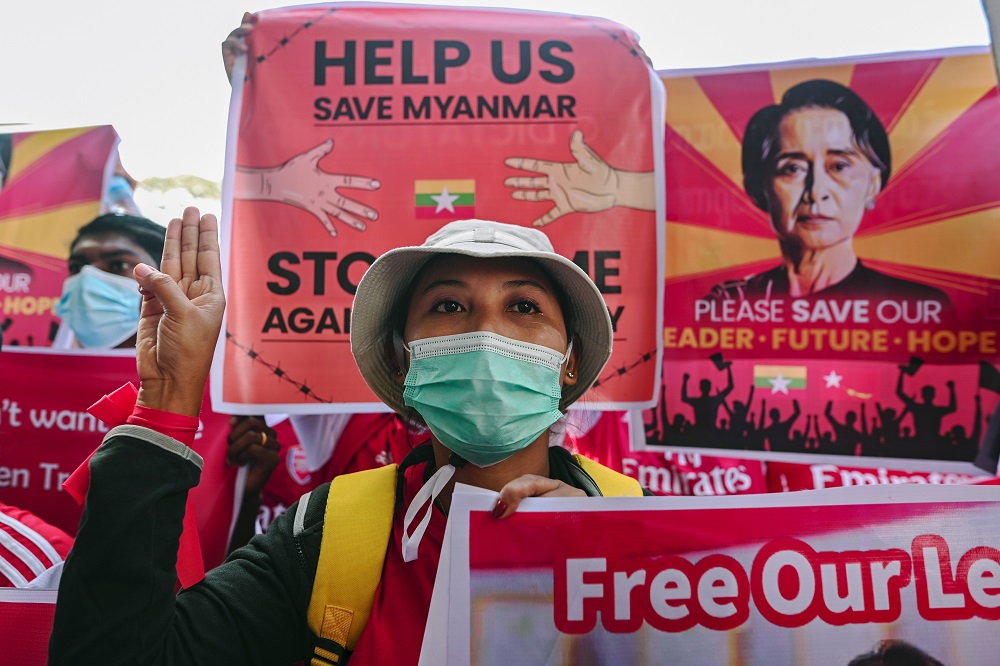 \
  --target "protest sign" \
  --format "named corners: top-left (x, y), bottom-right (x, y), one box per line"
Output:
top-left (560, 411), bottom-right (768, 495)
top-left (425, 483), bottom-right (1000, 665)
top-left (641, 48), bottom-right (1000, 468)
top-left (766, 459), bottom-right (988, 492)
top-left (214, 4), bottom-right (665, 414)
top-left (0, 348), bottom-right (243, 570)
top-left (0, 126), bottom-right (119, 348)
